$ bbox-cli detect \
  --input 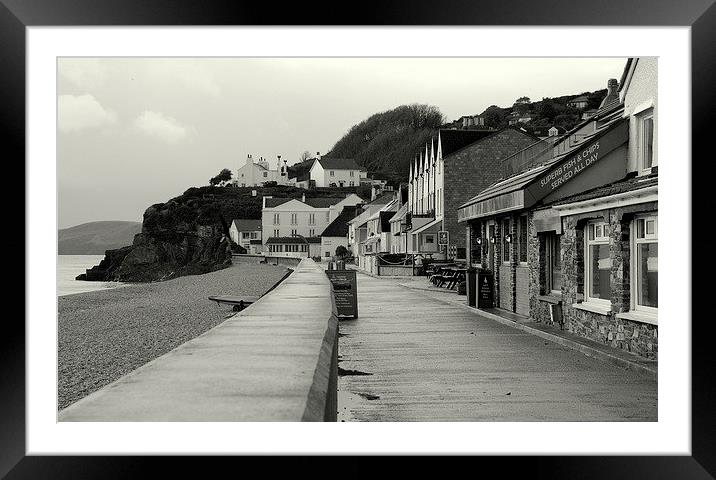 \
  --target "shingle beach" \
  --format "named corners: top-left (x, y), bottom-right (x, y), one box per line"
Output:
top-left (58, 258), bottom-right (292, 410)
